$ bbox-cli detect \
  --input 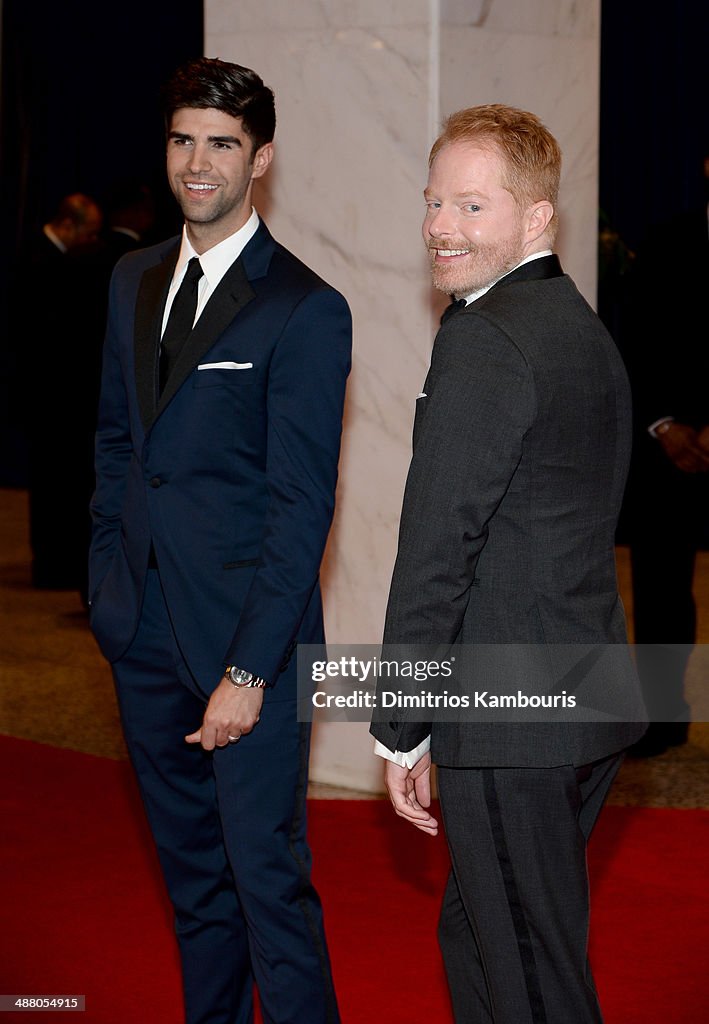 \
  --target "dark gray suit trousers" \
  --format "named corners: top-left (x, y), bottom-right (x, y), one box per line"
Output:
top-left (436, 755), bottom-right (621, 1024)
